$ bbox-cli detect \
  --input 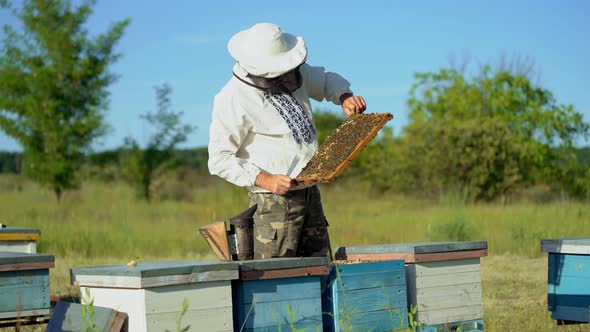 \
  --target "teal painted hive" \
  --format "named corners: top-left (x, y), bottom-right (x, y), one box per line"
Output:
top-left (71, 260), bottom-right (239, 332)
top-left (323, 260), bottom-right (408, 332)
top-left (0, 251), bottom-right (54, 320)
top-left (233, 257), bottom-right (329, 332)
top-left (335, 242), bottom-right (487, 331)
top-left (542, 238), bottom-right (590, 323)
